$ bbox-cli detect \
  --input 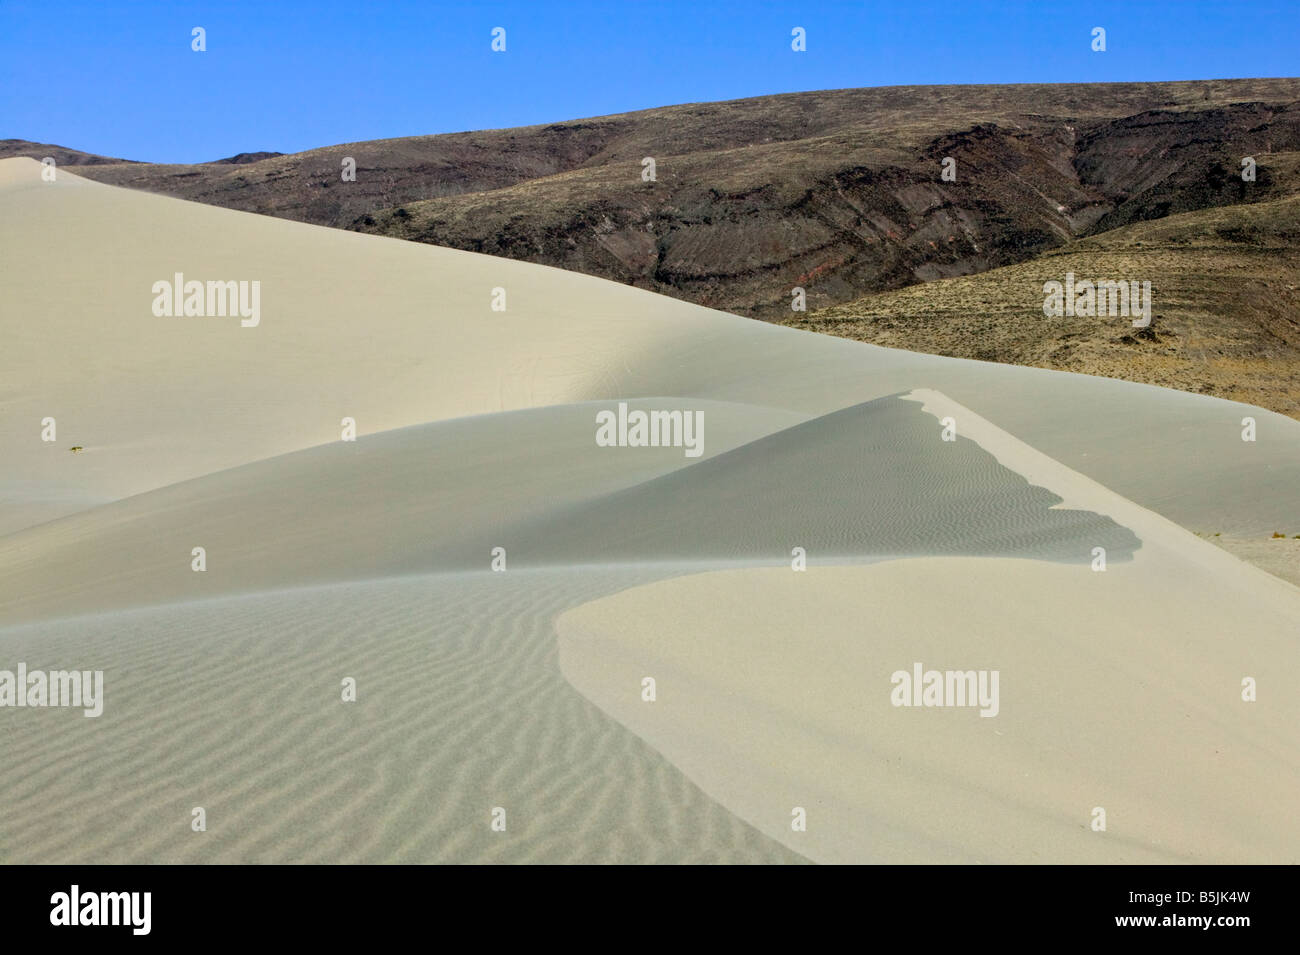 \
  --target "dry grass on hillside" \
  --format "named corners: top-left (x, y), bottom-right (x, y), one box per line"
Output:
top-left (789, 186), bottom-right (1300, 419)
